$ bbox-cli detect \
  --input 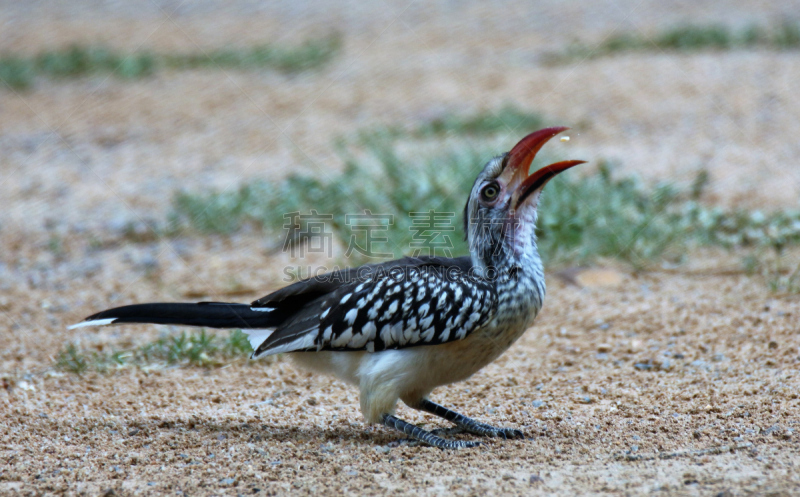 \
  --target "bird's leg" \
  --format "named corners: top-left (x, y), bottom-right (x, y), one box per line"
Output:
top-left (414, 399), bottom-right (524, 439)
top-left (381, 414), bottom-right (480, 449)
